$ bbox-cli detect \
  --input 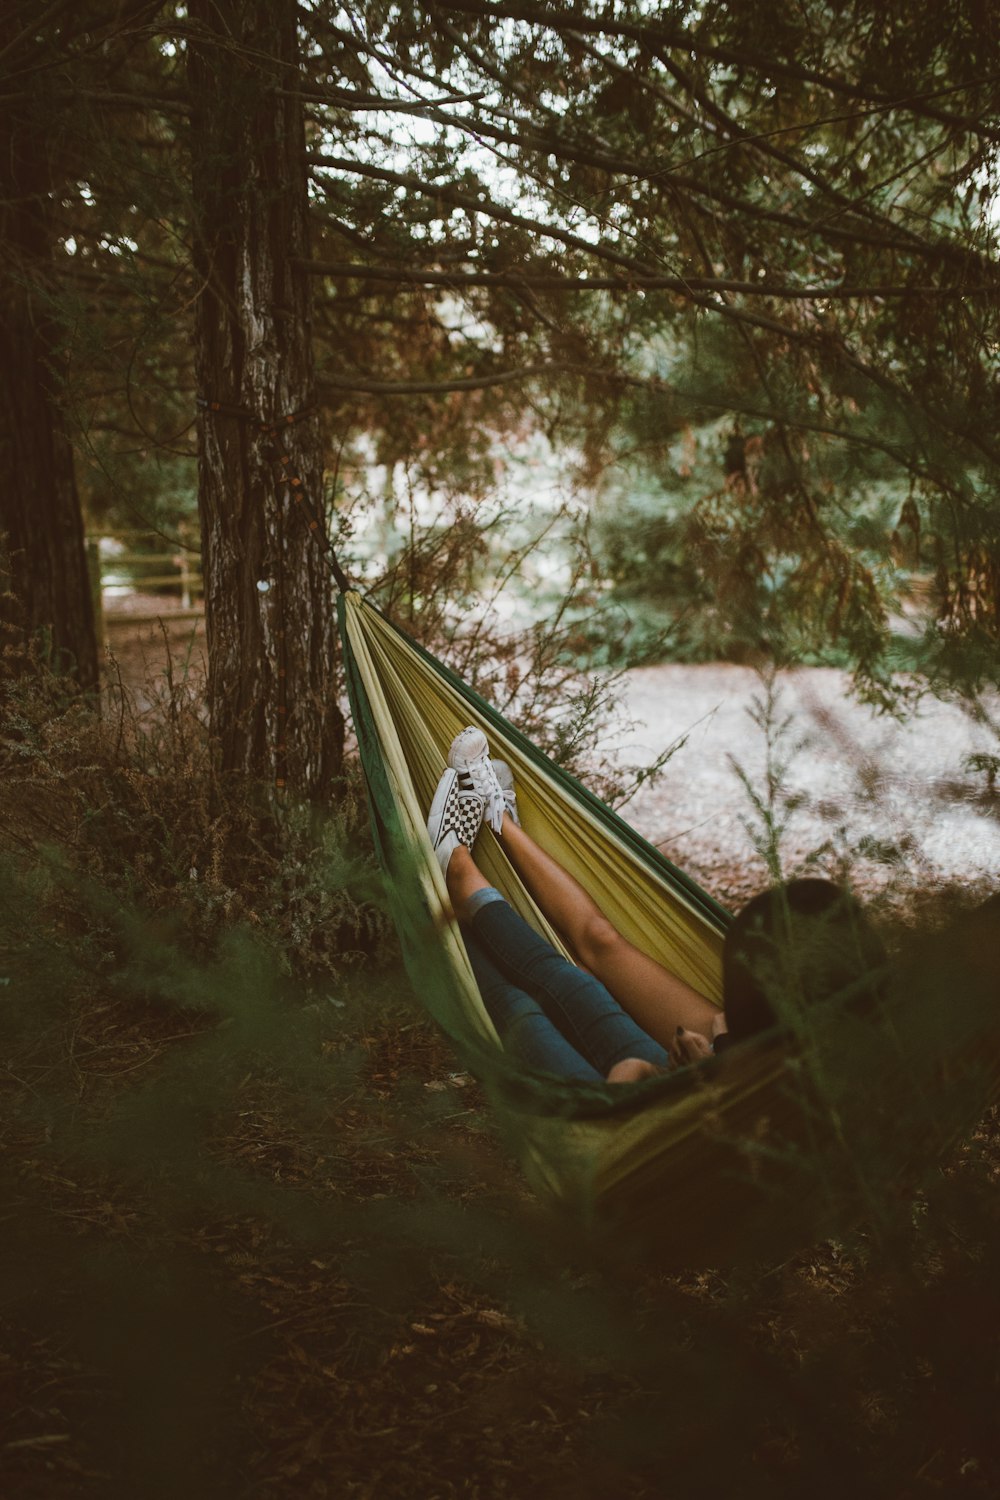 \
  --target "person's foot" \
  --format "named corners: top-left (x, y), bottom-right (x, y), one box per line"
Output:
top-left (427, 768), bottom-right (484, 876)
top-left (447, 726), bottom-right (508, 834)
top-left (491, 760), bottom-right (520, 826)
